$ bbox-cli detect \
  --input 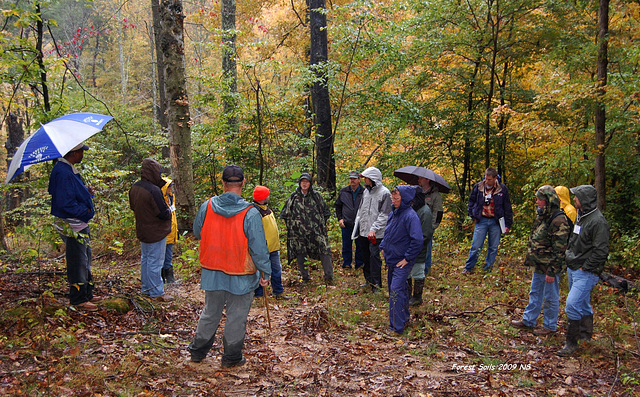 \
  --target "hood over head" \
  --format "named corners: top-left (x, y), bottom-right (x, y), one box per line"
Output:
top-left (555, 186), bottom-right (572, 208)
top-left (536, 185), bottom-right (560, 210)
top-left (299, 172), bottom-right (312, 184)
top-left (395, 185), bottom-right (416, 211)
top-left (141, 158), bottom-right (165, 188)
top-left (571, 185), bottom-right (598, 213)
top-left (360, 167), bottom-right (383, 186)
